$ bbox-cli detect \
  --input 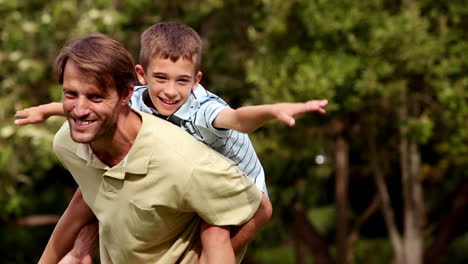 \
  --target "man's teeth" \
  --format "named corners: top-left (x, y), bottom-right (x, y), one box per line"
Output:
top-left (77, 120), bottom-right (93, 125)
